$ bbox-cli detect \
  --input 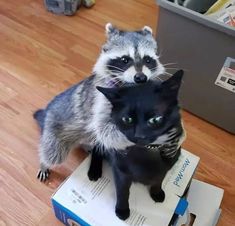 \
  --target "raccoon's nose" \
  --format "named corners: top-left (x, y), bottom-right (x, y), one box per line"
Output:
top-left (134, 73), bottom-right (147, 83)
